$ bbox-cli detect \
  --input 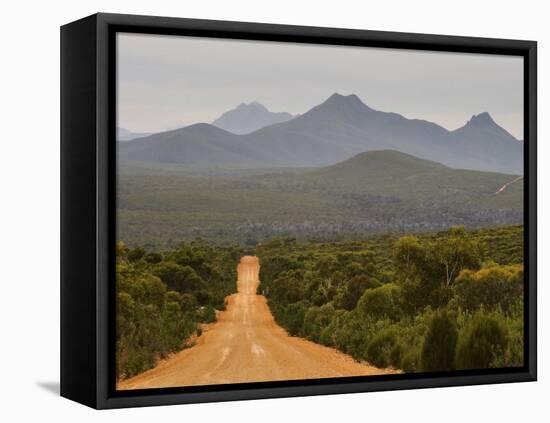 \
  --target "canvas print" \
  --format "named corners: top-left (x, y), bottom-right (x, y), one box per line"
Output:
top-left (115, 33), bottom-right (524, 390)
